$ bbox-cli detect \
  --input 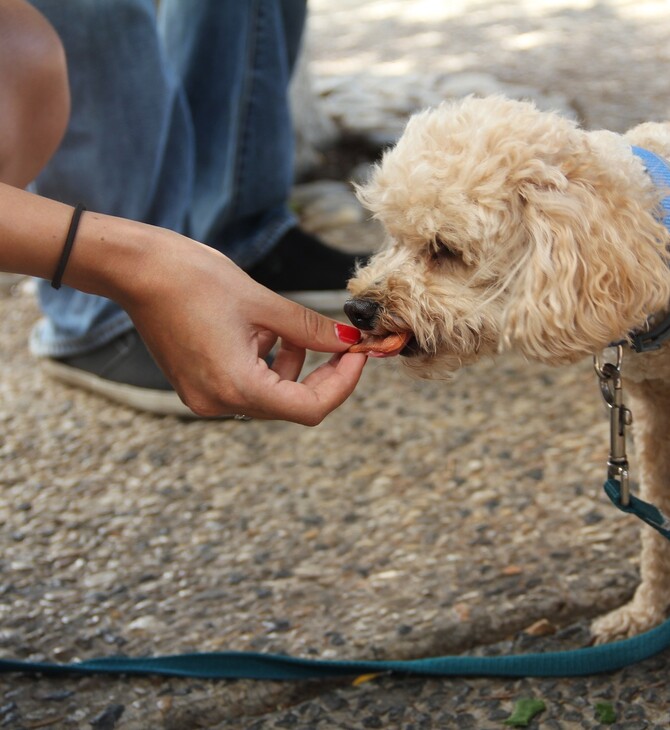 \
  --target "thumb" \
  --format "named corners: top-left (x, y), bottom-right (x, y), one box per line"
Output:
top-left (253, 289), bottom-right (361, 353)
